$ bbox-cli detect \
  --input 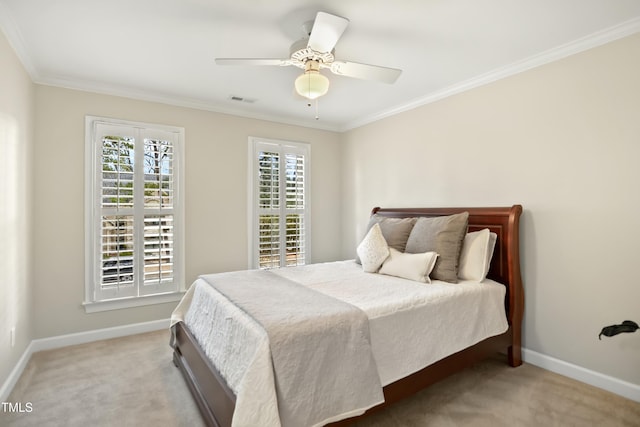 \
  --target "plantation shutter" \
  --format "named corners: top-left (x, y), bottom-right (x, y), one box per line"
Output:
top-left (251, 139), bottom-right (309, 269)
top-left (141, 134), bottom-right (175, 292)
top-left (91, 122), bottom-right (181, 301)
top-left (96, 124), bottom-right (137, 299)
top-left (257, 150), bottom-right (281, 268)
top-left (284, 152), bottom-right (306, 266)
